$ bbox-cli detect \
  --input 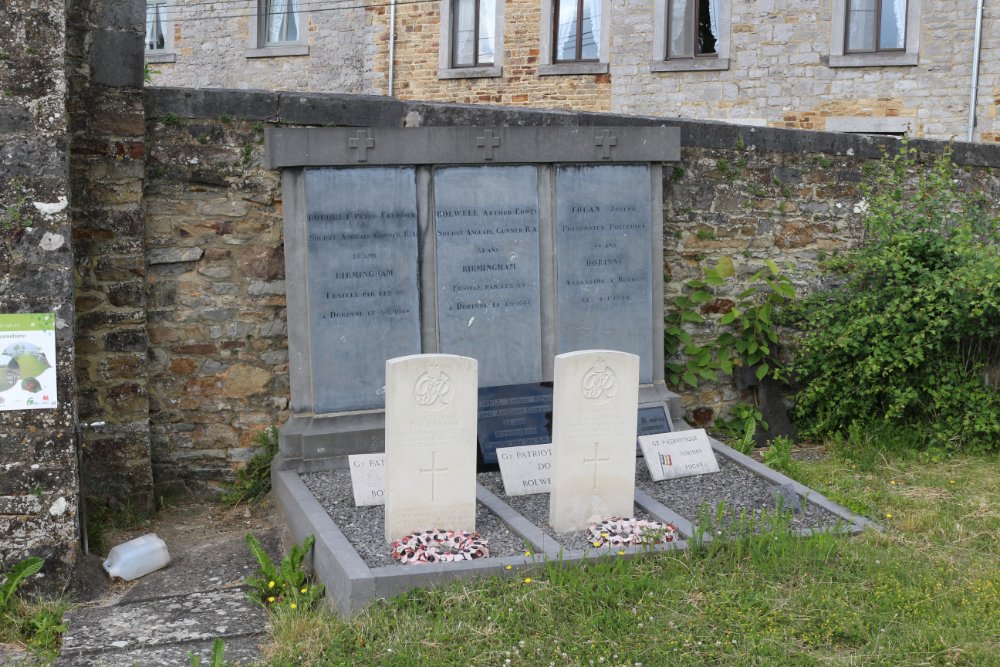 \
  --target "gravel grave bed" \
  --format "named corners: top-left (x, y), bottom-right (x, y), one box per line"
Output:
top-left (301, 469), bottom-right (530, 568)
top-left (477, 472), bottom-right (664, 552)
top-left (635, 454), bottom-right (844, 532)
